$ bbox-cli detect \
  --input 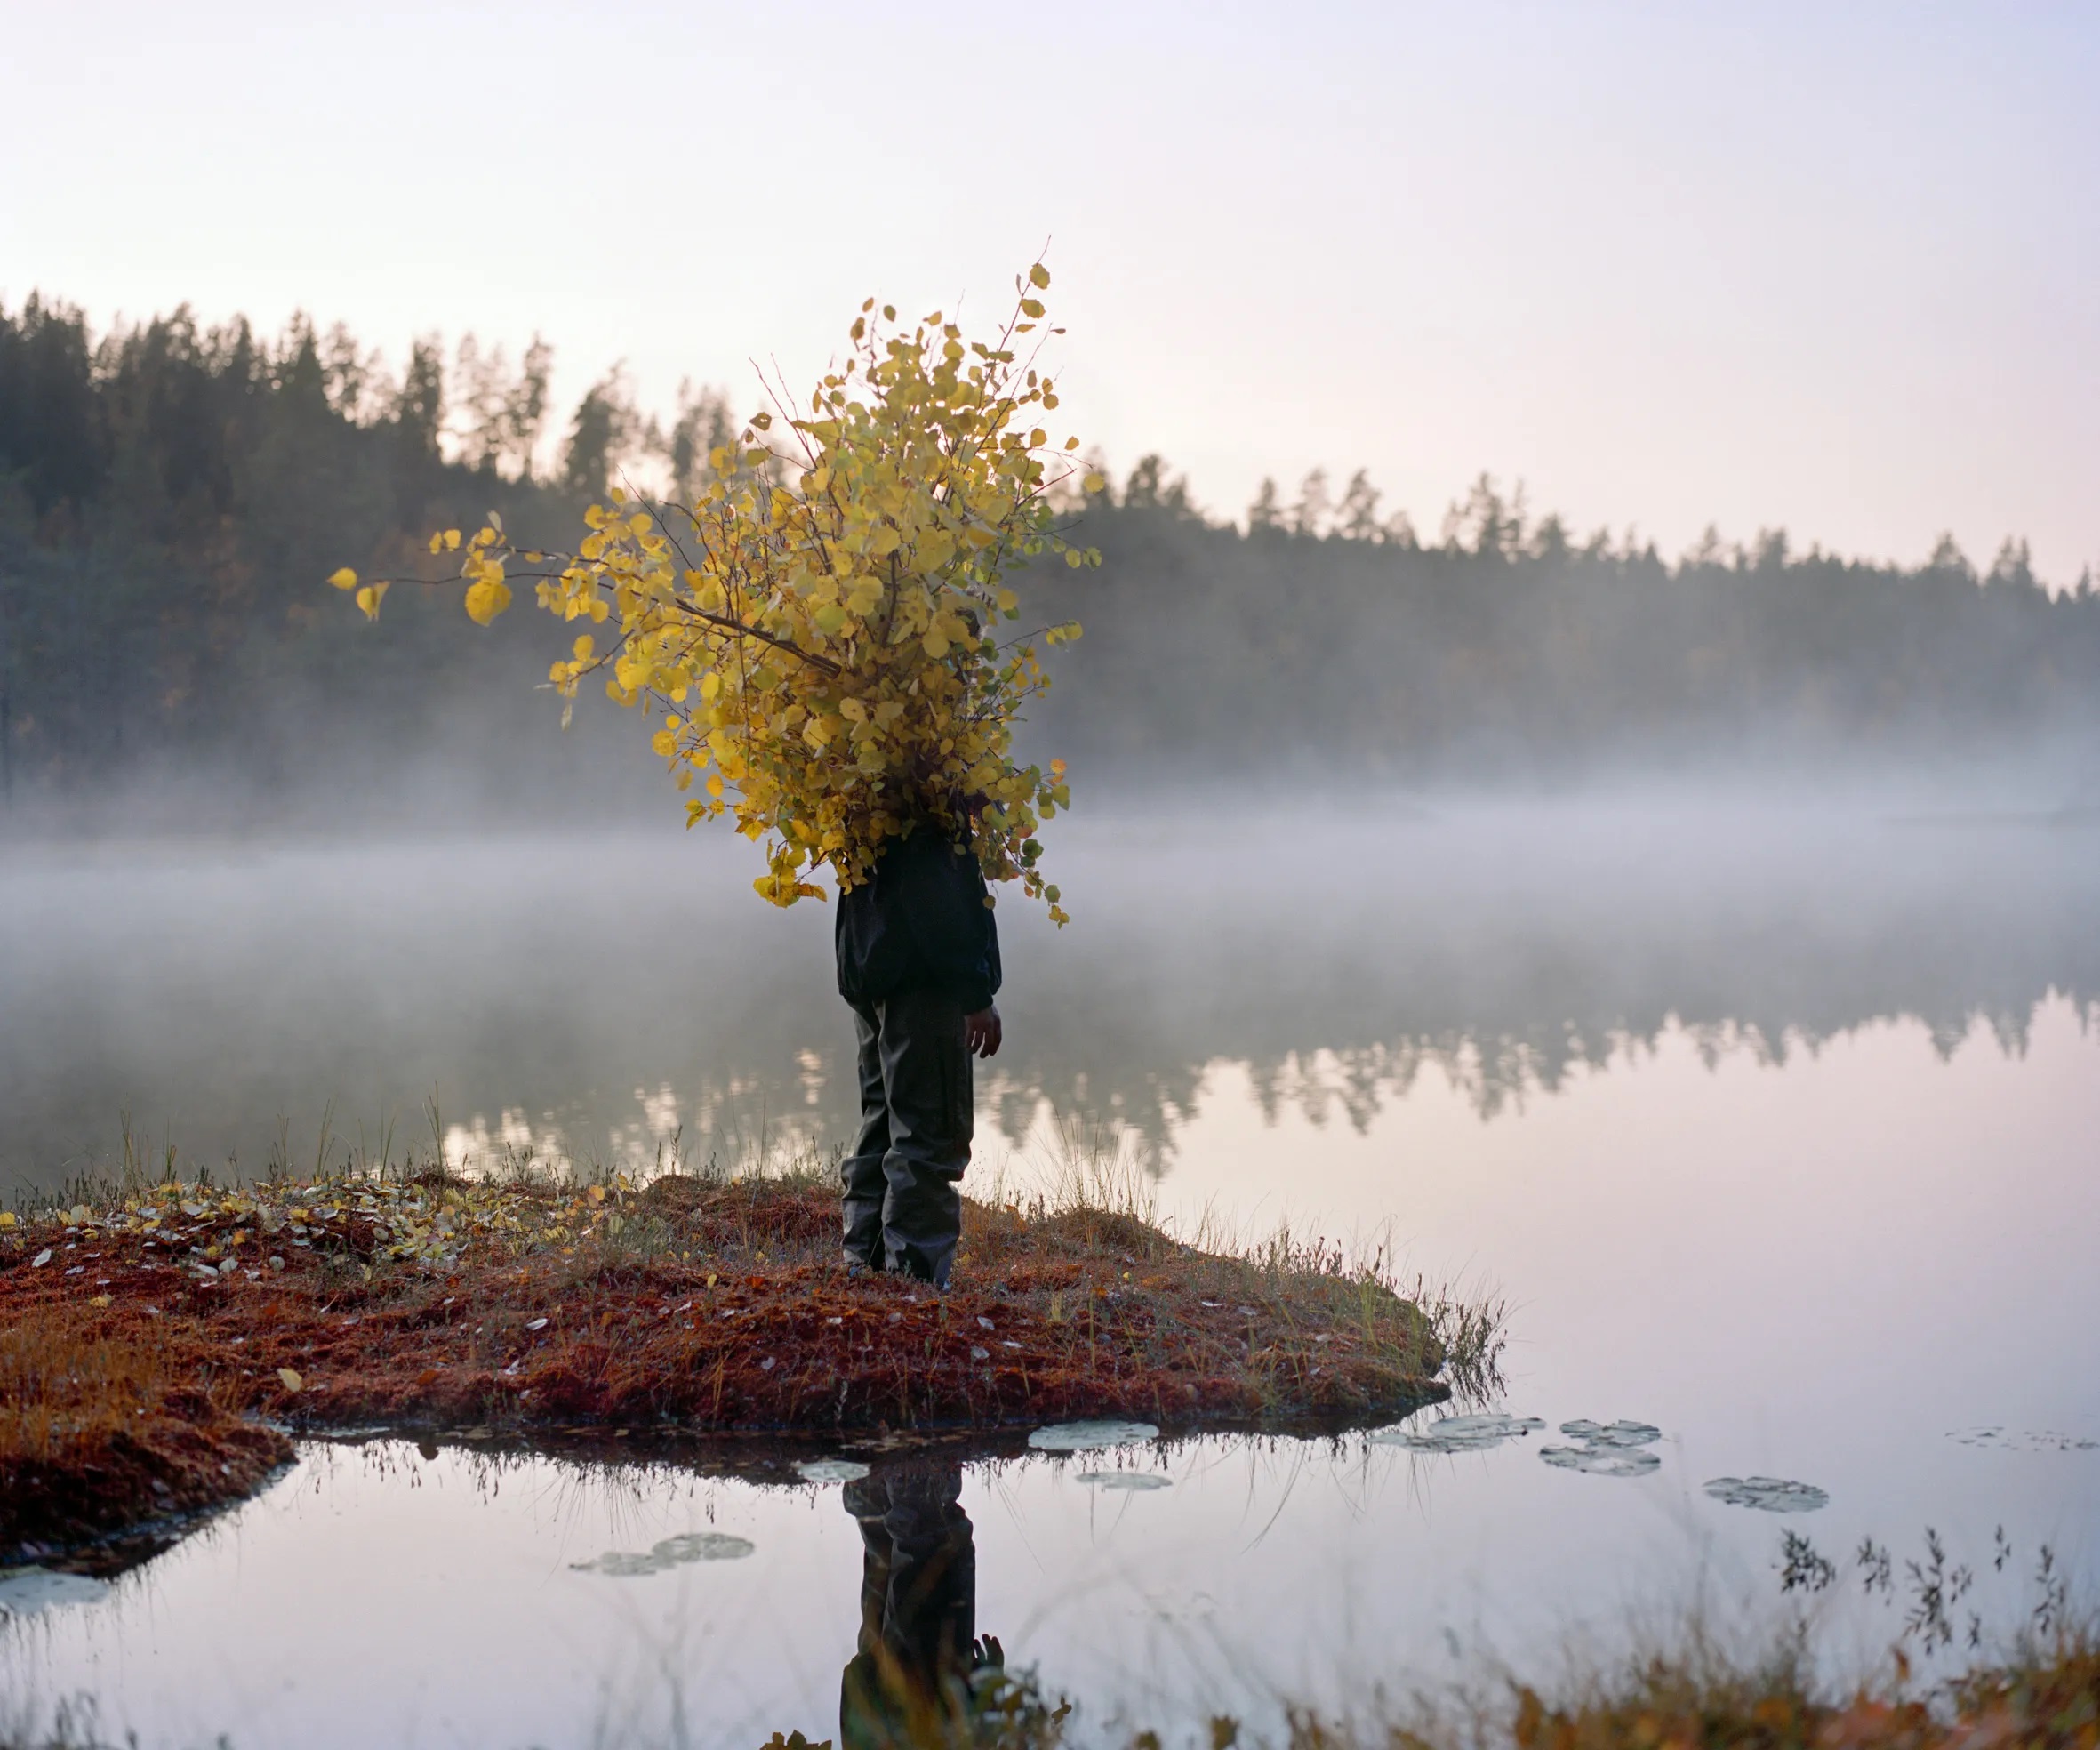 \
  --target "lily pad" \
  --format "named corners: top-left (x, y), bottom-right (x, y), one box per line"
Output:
top-left (0, 1568), bottom-right (110, 1618)
top-left (572, 1529), bottom-right (755, 1575)
top-left (581, 1548), bottom-right (665, 1577)
top-left (796, 1458), bottom-right (871, 1484)
top-left (1703, 1475), bottom-right (1829, 1513)
top-left (1372, 1413), bottom-right (1547, 1453)
top-left (1541, 1444), bottom-right (1661, 1477)
top-left (1559, 1419), bottom-right (1661, 1448)
top-left (1028, 1419), bottom-right (1159, 1452)
top-left (1075, 1471), bottom-right (1173, 1490)
top-left (1949, 1428), bottom-right (2098, 1453)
